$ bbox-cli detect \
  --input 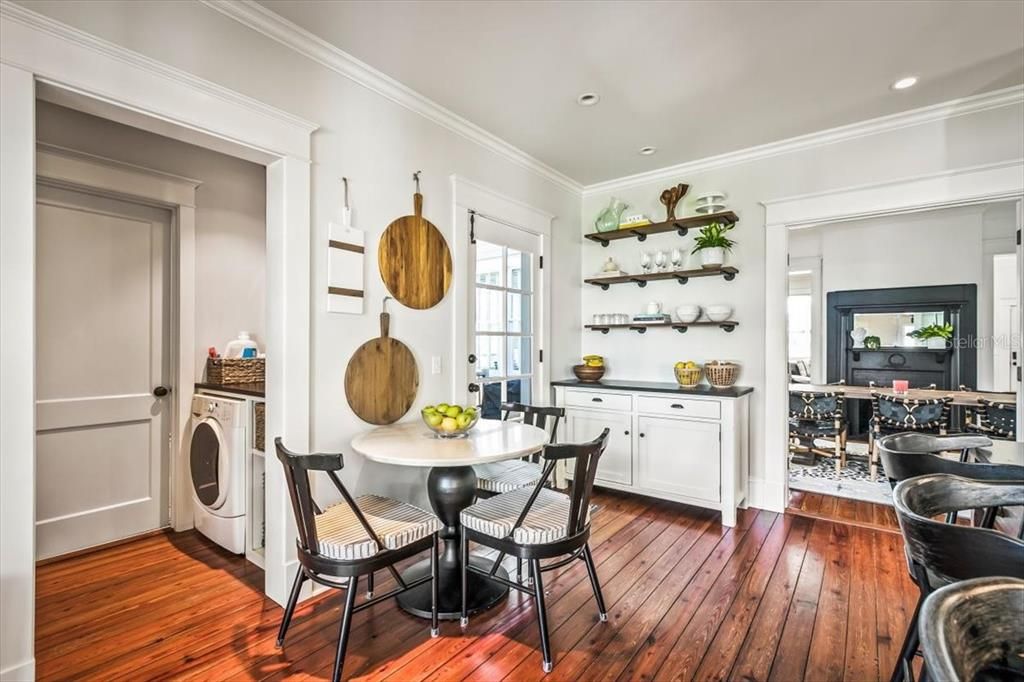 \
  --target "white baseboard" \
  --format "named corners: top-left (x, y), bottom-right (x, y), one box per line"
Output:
top-left (1, 658), bottom-right (35, 681)
top-left (747, 477), bottom-right (786, 513)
